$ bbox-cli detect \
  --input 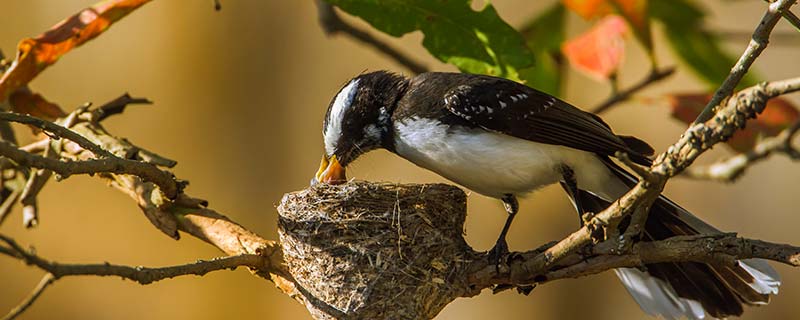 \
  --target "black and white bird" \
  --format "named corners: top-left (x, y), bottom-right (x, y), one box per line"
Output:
top-left (313, 71), bottom-right (780, 319)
